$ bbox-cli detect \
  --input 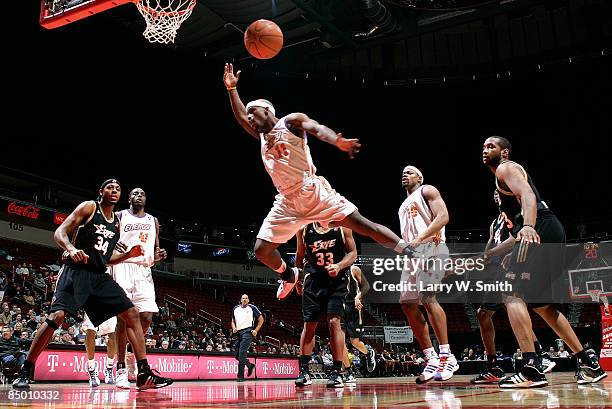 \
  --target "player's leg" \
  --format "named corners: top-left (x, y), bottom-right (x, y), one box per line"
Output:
top-left (115, 316), bottom-right (130, 389)
top-left (327, 313), bottom-right (345, 388)
top-left (85, 328), bottom-right (101, 387)
top-left (91, 274), bottom-right (172, 390)
top-left (13, 309), bottom-right (67, 389)
top-left (421, 296), bottom-right (457, 381)
top-left (296, 281), bottom-right (320, 387)
top-left (471, 307), bottom-right (505, 384)
top-left (13, 266), bottom-right (77, 389)
top-left (400, 303), bottom-right (439, 384)
top-left (533, 305), bottom-right (606, 383)
top-left (104, 331), bottom-right (117, 384)
top-left (335, 211), bottom-right (413, 255)
top-left (255, 238), bottom-right (300, 299)
top-left (499, 295), bottom-right (548, 388)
